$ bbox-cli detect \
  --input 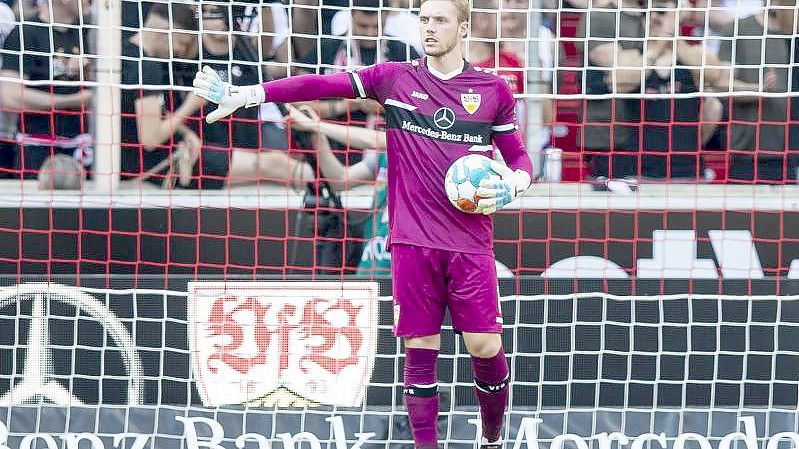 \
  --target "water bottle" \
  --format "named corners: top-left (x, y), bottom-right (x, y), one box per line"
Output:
top-left (543, 148), bottom-right (563, 182)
